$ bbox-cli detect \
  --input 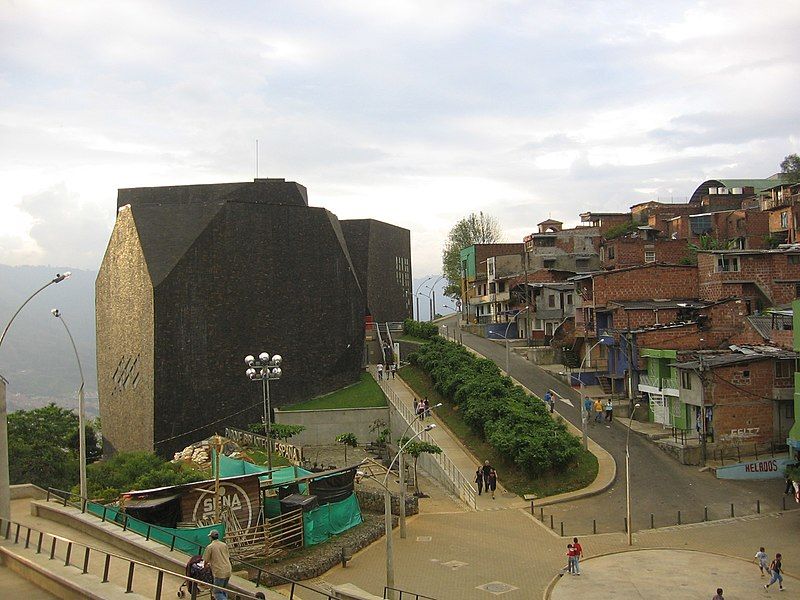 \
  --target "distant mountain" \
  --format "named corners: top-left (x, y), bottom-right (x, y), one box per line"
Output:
top-left (0, 265), bottom-right (98, 415)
